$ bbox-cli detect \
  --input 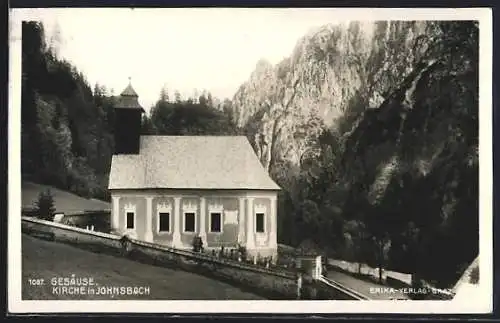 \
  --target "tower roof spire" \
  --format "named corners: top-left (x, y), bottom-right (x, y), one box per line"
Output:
top-left (121, 78), bottom-right (139, 97)
top-left (116, 78), bottom-right (144, 112)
